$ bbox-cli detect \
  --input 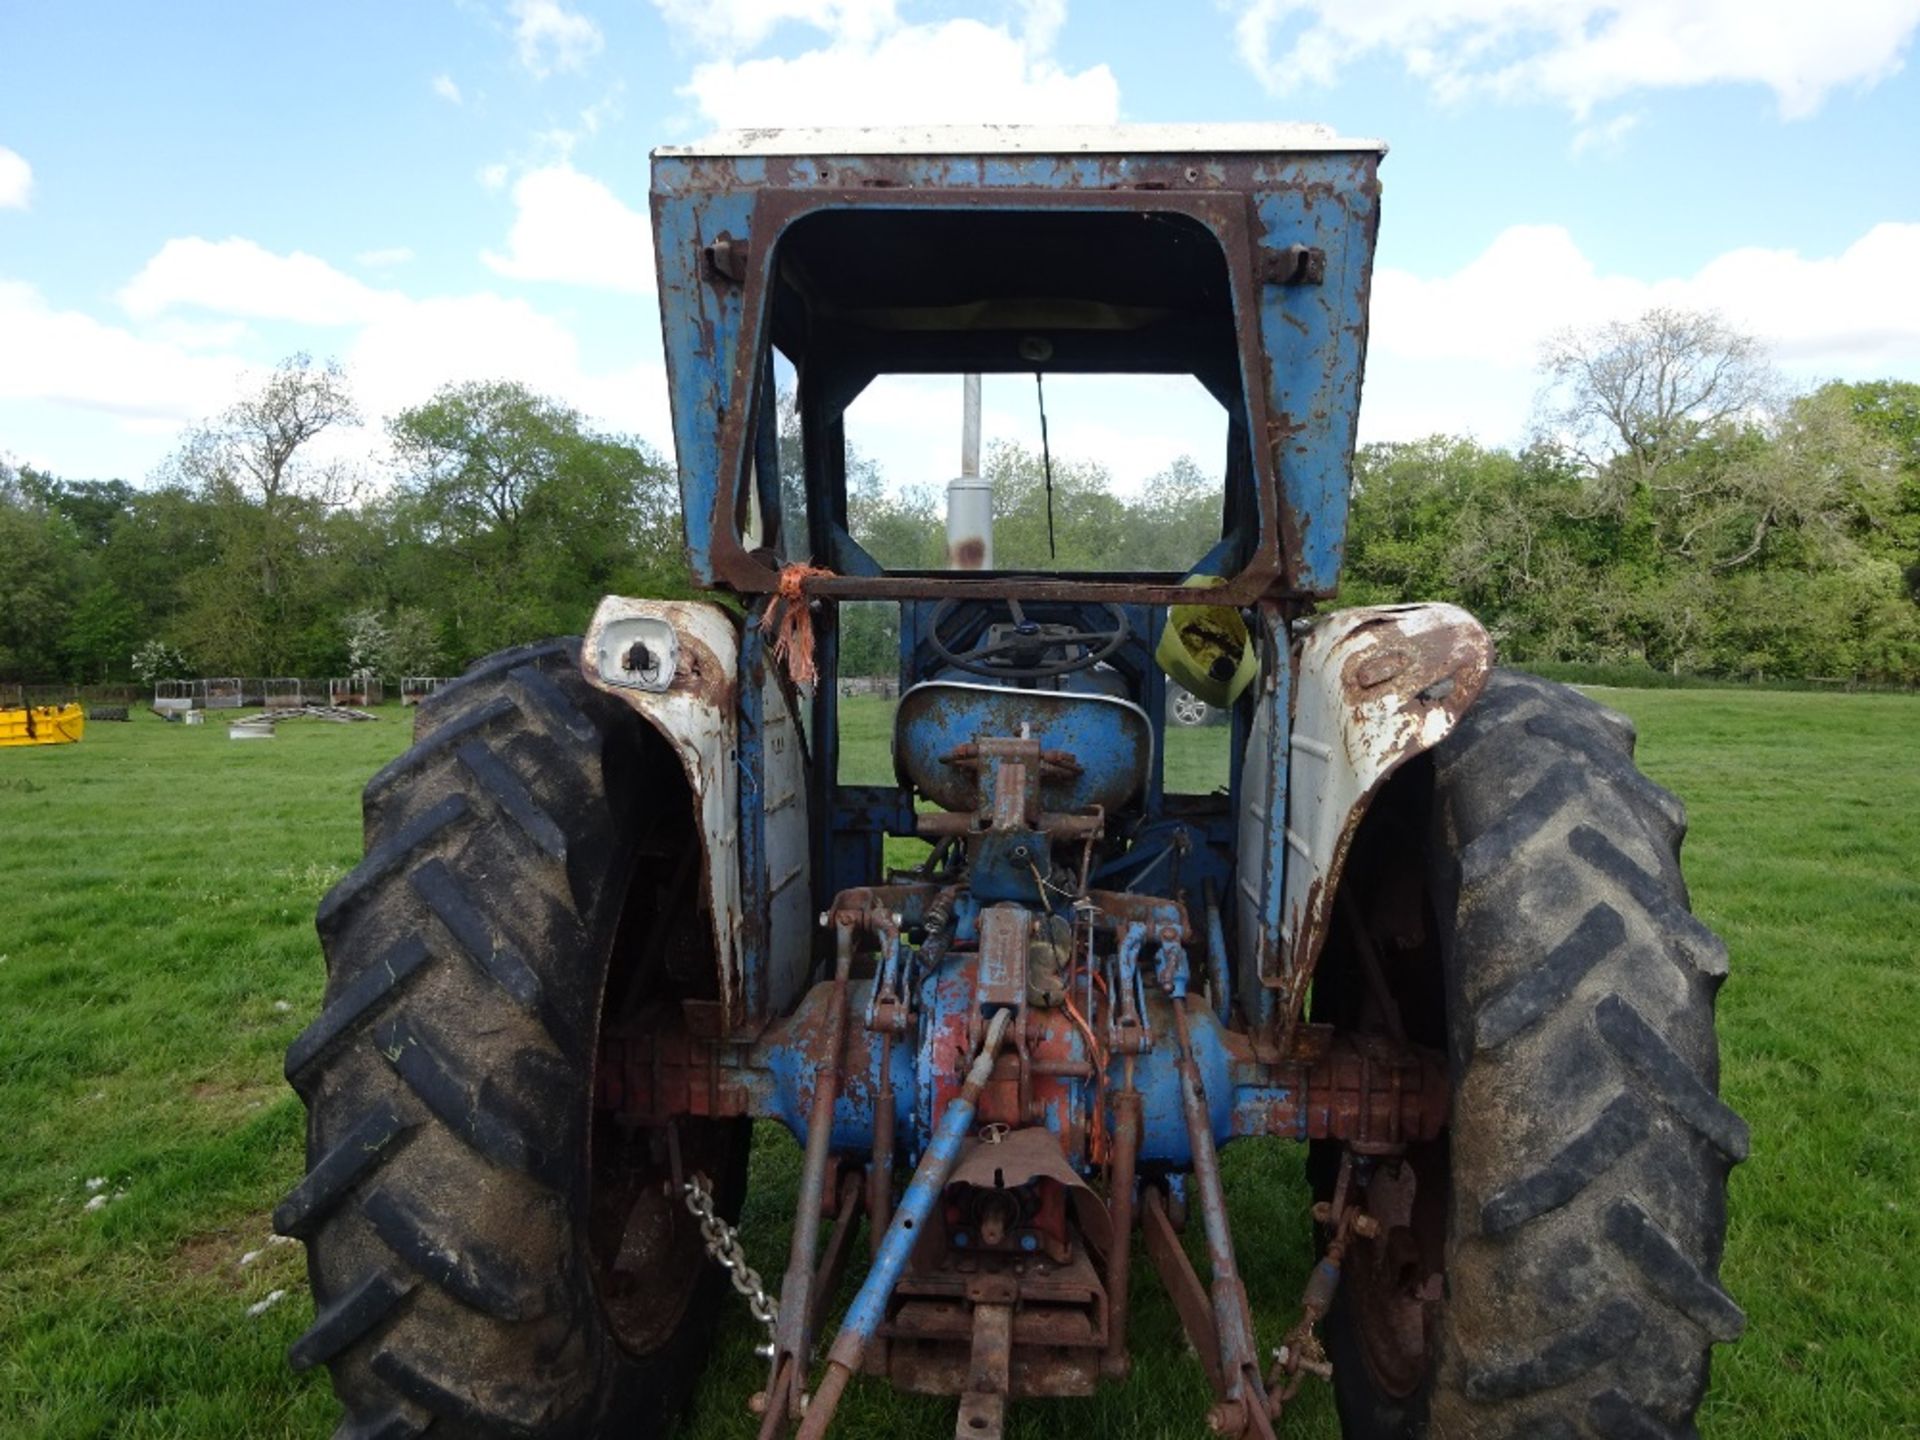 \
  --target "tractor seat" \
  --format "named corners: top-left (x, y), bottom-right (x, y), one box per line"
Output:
top-left (893, 681), bottom-right (1154, 814)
